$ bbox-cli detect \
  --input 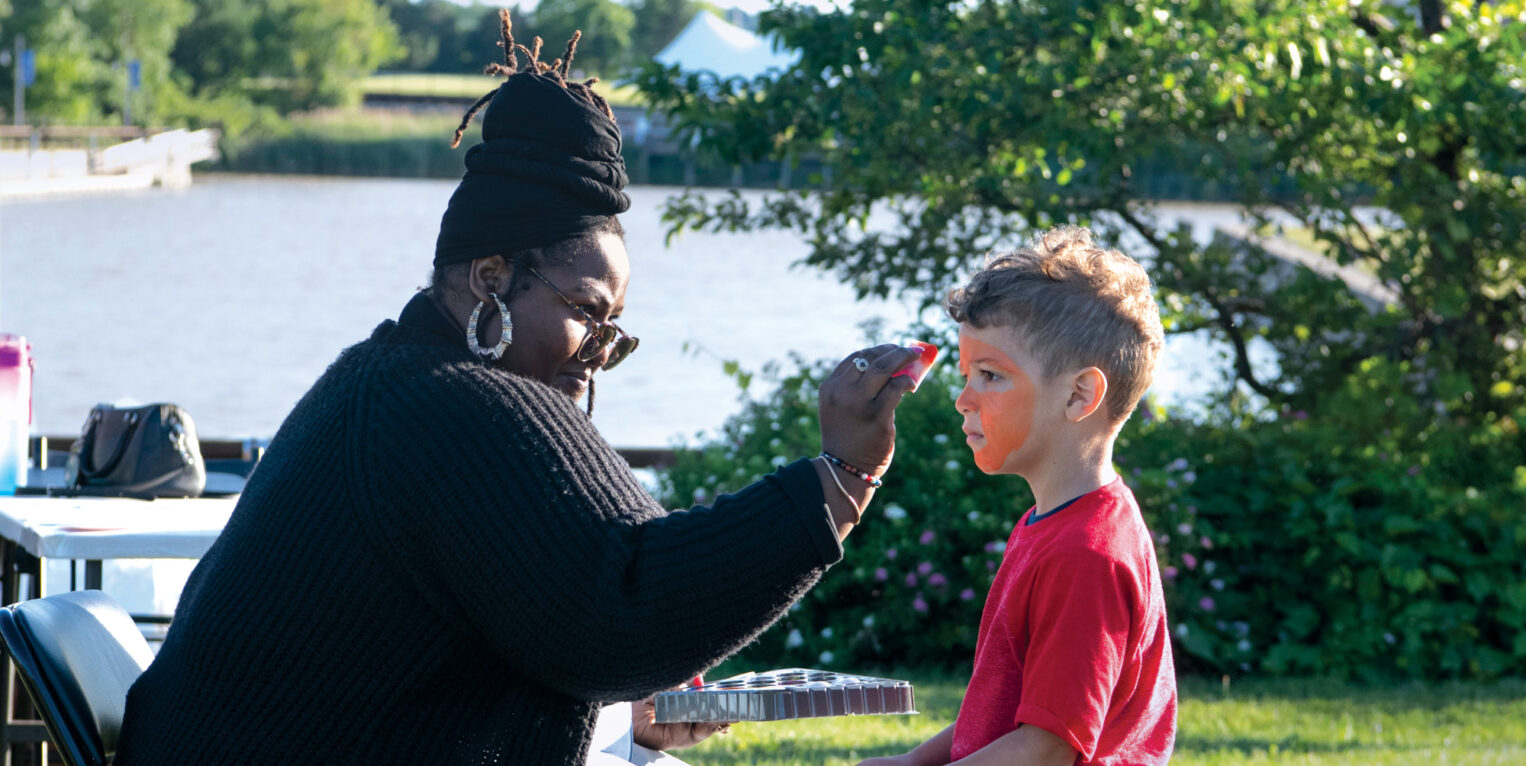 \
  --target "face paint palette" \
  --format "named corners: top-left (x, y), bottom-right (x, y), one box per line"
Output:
top-left (891, 341), bottom-right (941, 388)
top-left (652, 668), bottom-right (917, 724)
